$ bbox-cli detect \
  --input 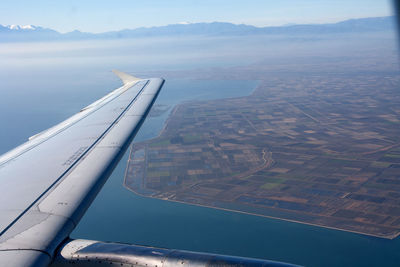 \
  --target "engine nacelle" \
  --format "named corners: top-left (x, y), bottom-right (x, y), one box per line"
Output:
top-left (51, 239), bottom-right (300, 267)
